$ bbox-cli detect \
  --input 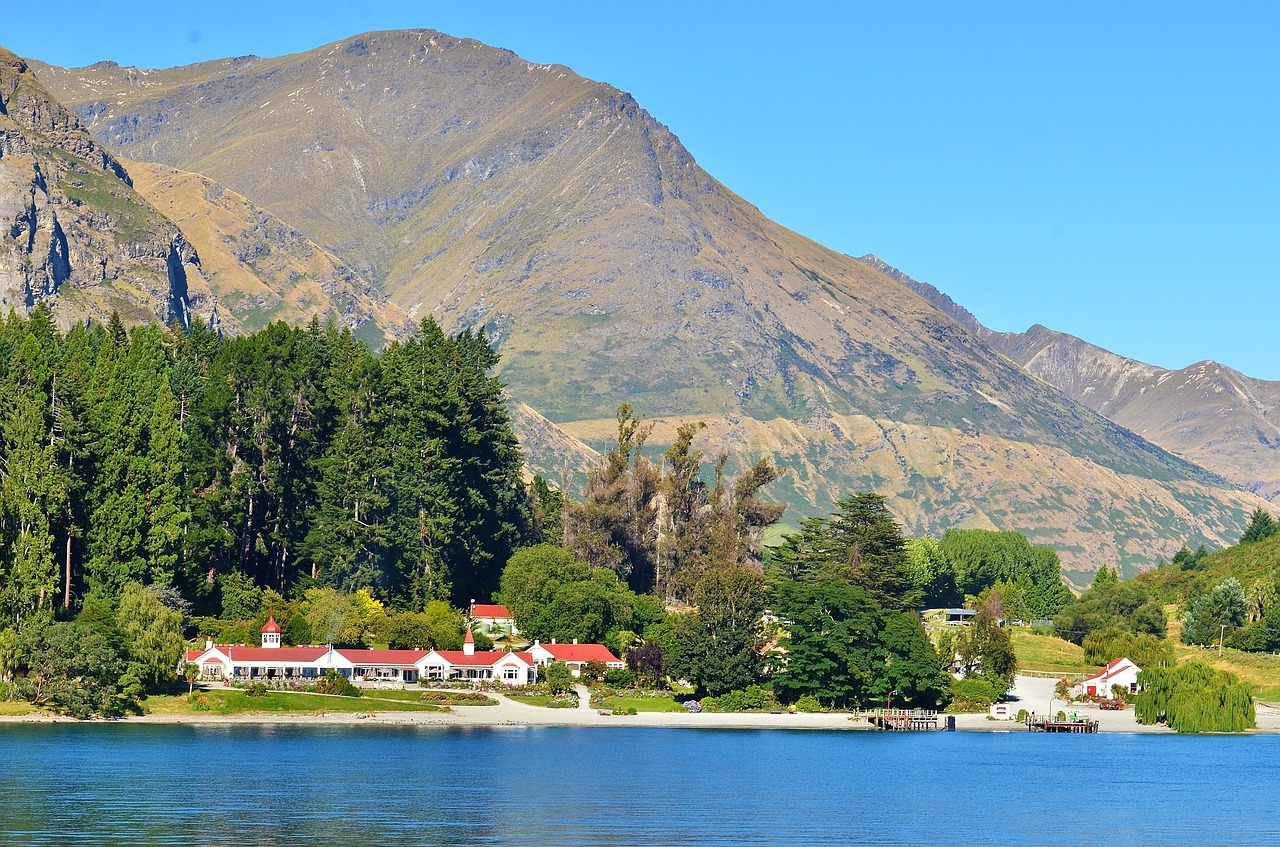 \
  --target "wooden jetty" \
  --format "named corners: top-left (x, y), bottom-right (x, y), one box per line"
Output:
top-left (867, 708), bottom-right (940, 731)
top-left (1024, 712), bottom-right (1098, 733)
